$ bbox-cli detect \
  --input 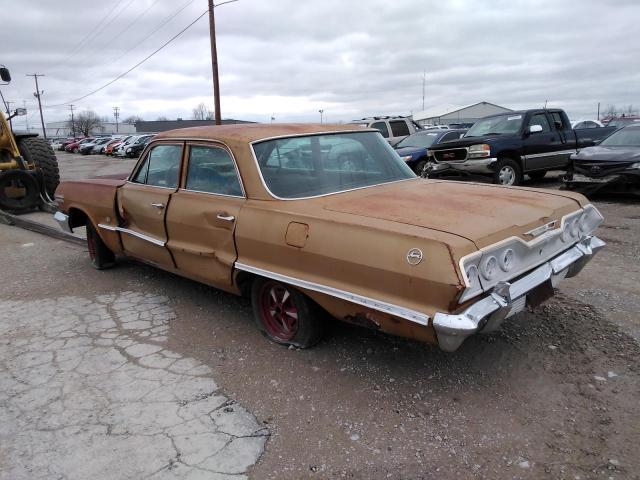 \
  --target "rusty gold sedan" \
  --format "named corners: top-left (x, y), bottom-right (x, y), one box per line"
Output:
top-left (54, 124), bottom-right (605, 351)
